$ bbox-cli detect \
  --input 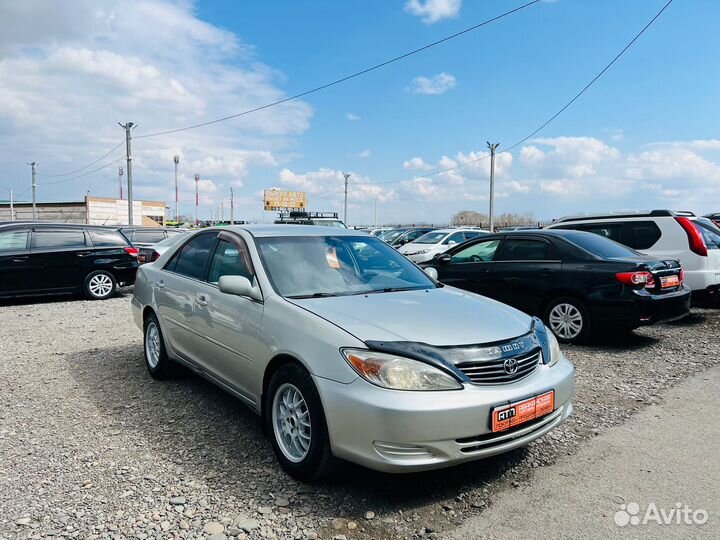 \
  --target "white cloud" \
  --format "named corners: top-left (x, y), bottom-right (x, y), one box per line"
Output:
top-left (521, 137), bottom-right (621, 179)
top-left (0, 0), bottom-right (312, 219)
top-left (278, 168), bottom-right (396, 205)
top-left (346, 112), bottom-right (361, 121)
top-left (357, 149), bottom-right (372, 158)
top-left (404, 0), bottom-right (462, 24)
top-left (403, 157), bottom-right (433, 170)
top-left (407, 73), bottom-right (456, 95)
